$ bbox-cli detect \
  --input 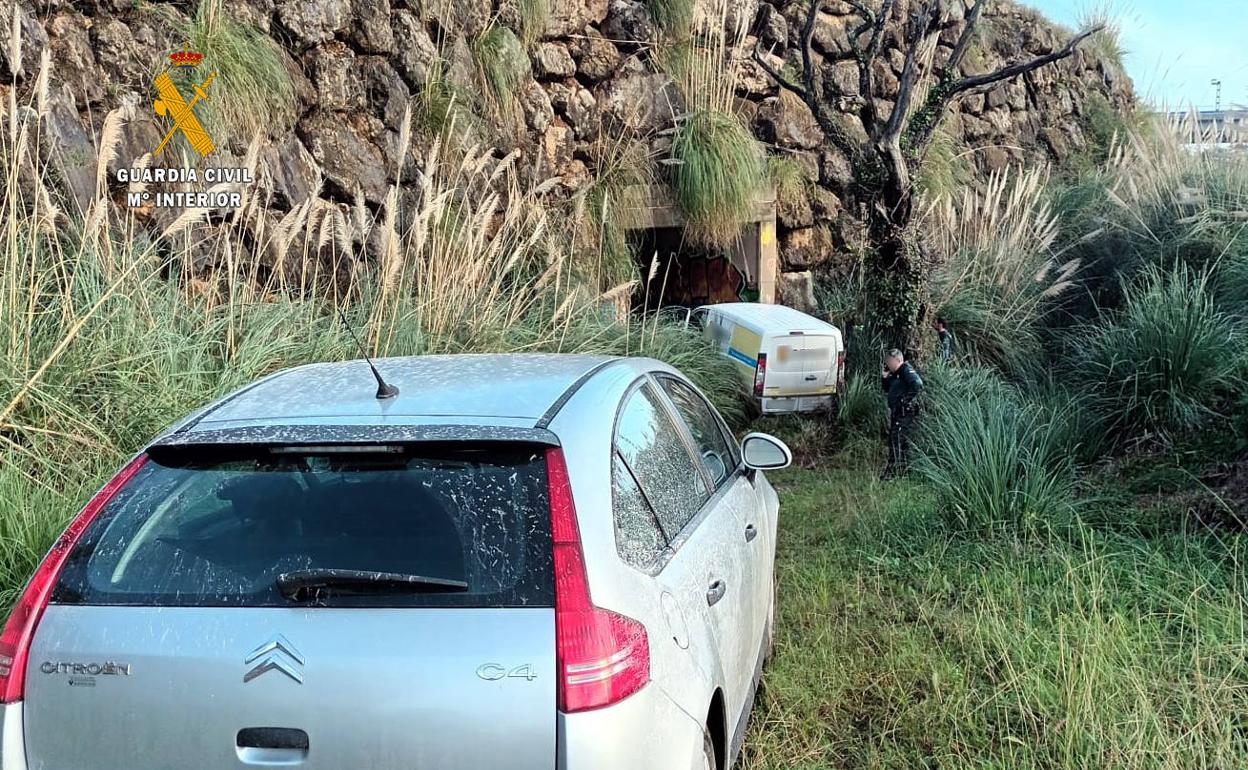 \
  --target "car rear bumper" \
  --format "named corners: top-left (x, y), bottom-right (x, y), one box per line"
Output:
top-left (760, 394), bottom-right (833, 413)
top-left (559, 684), bottom-right (704, 770)
top-left (0, 703), bottom-right (28, 770)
